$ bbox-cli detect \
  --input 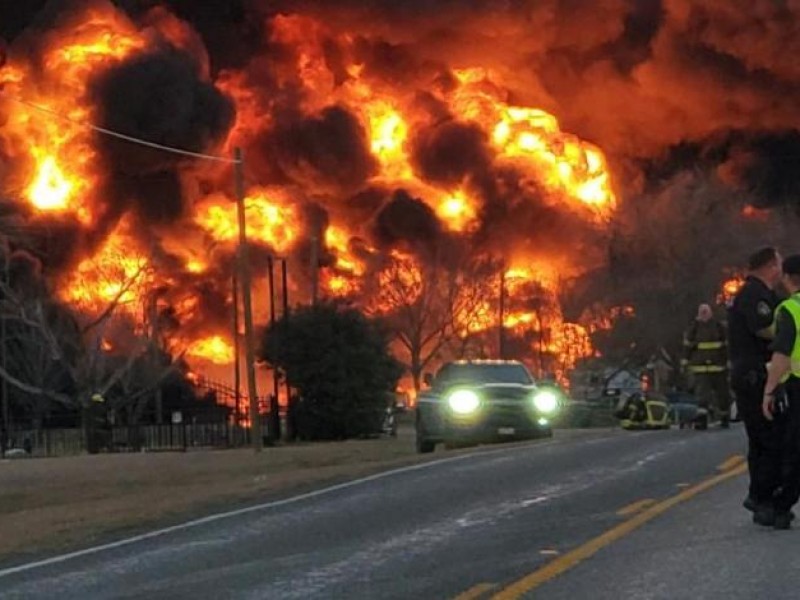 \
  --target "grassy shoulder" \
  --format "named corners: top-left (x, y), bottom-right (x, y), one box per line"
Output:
top-left (0, 416), bottom-right (614, 564)
top-left (0, 426), bottom-right (430, 563)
